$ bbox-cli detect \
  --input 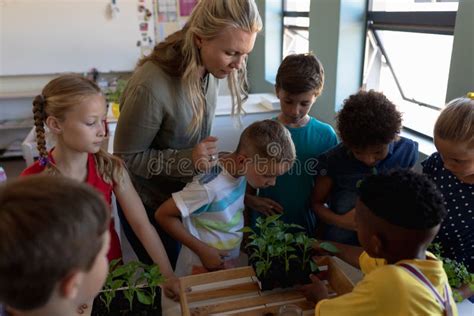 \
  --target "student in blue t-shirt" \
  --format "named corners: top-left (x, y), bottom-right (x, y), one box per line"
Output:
top-left (246, 53), bottom-right (338, 236)
top-left (312, 90), bottom-right (418, 245)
